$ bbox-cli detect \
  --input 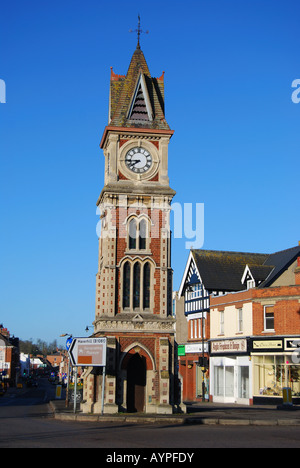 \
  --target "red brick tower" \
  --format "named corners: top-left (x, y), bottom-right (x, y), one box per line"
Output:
top-left (82, 41), bottom-right (176, 414)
